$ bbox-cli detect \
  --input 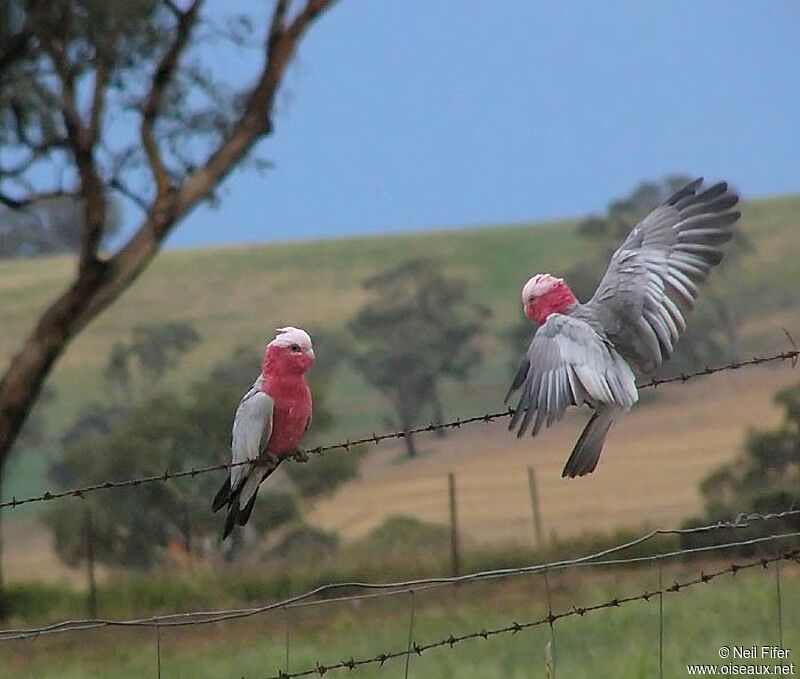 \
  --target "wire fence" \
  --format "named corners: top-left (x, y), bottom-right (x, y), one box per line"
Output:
top-left (1, 346), bottom-right (797, 510)
top-left (262, 550), bottom-right (799, 679)
top-left (3, 507), bottom-right (799, 641)
top-left (2, 345), bottom-right (799, 676)
top-left (5, 532), bottom-right (798, 678)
